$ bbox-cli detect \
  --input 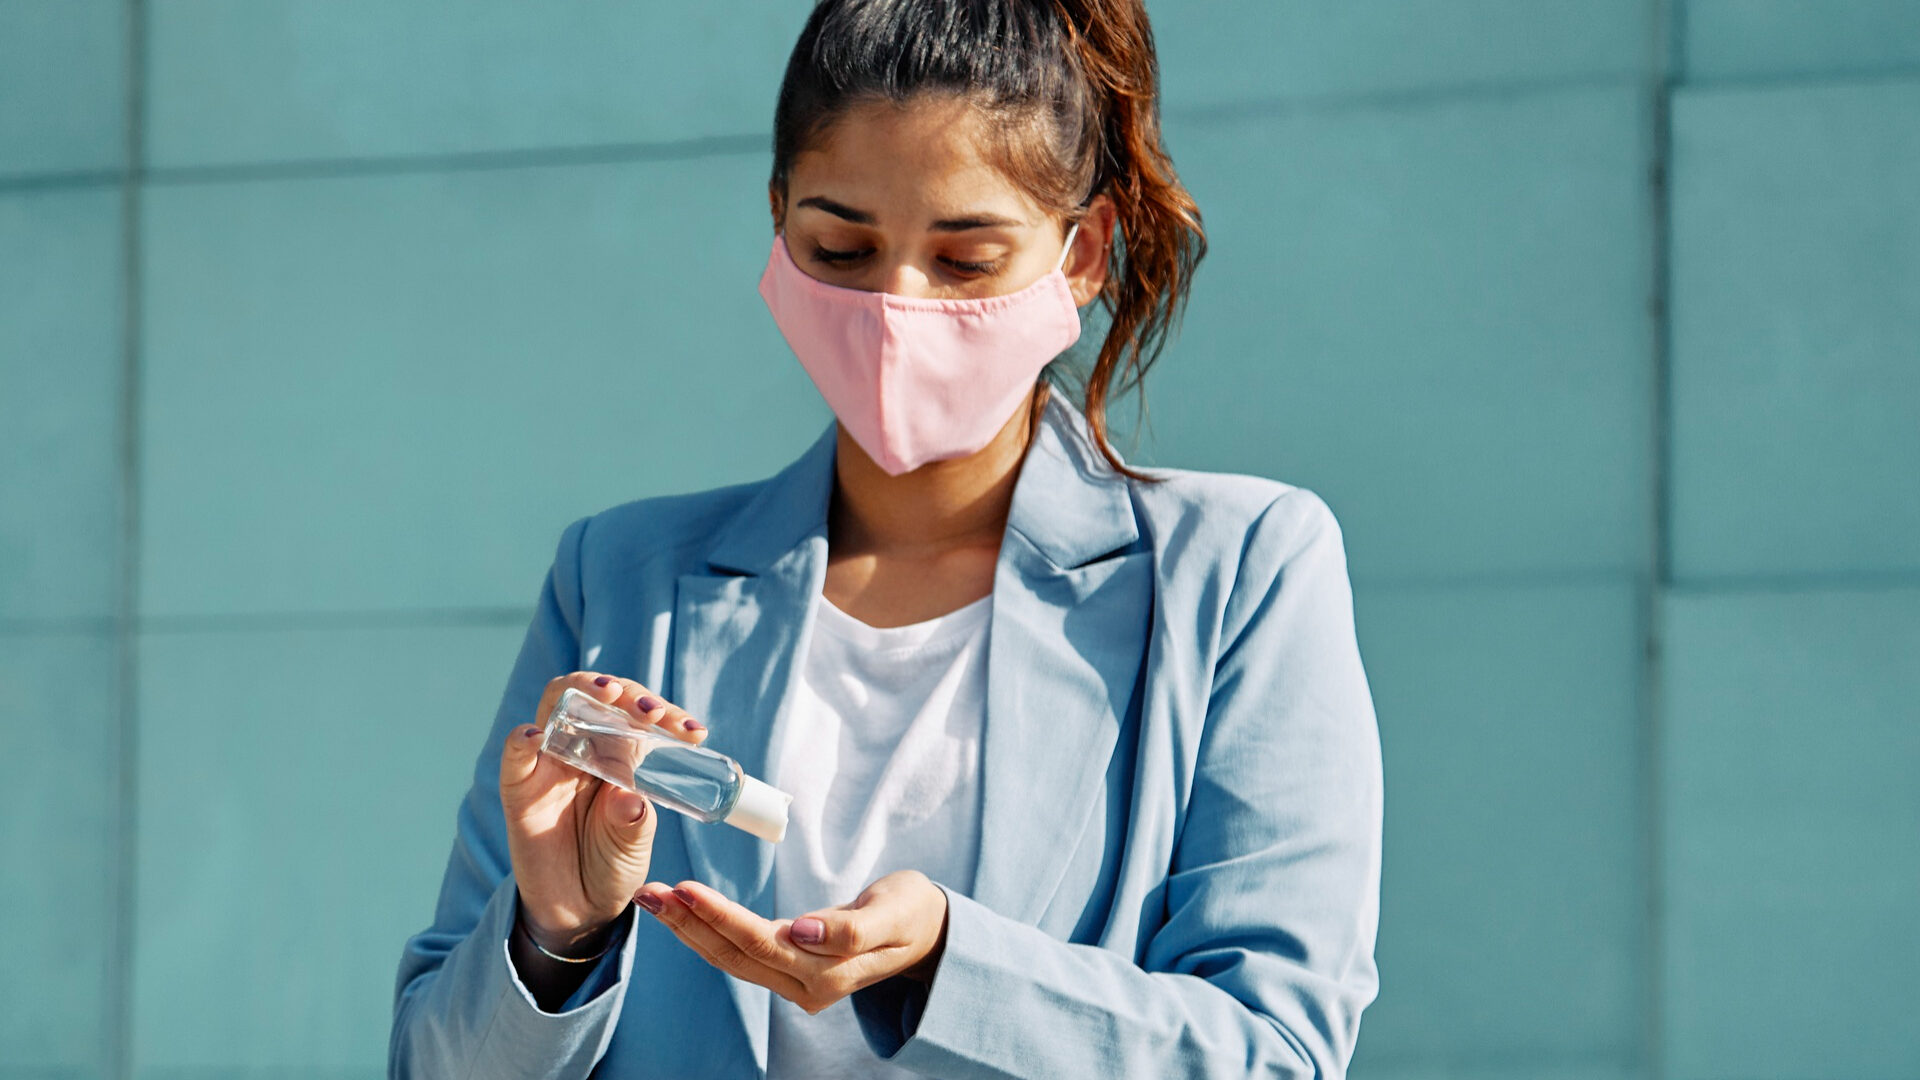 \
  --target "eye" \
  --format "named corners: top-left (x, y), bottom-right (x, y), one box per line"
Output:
top-left (940, 256), bottom-right (1005, 278)
top-left (810, 244), bottom-right (871, 267)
